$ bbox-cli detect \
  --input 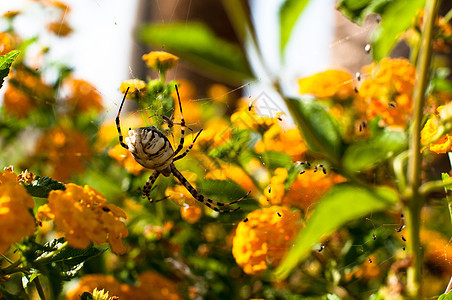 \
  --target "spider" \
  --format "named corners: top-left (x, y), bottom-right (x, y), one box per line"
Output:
top-left (115, 85), bottom-right (250, 213)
